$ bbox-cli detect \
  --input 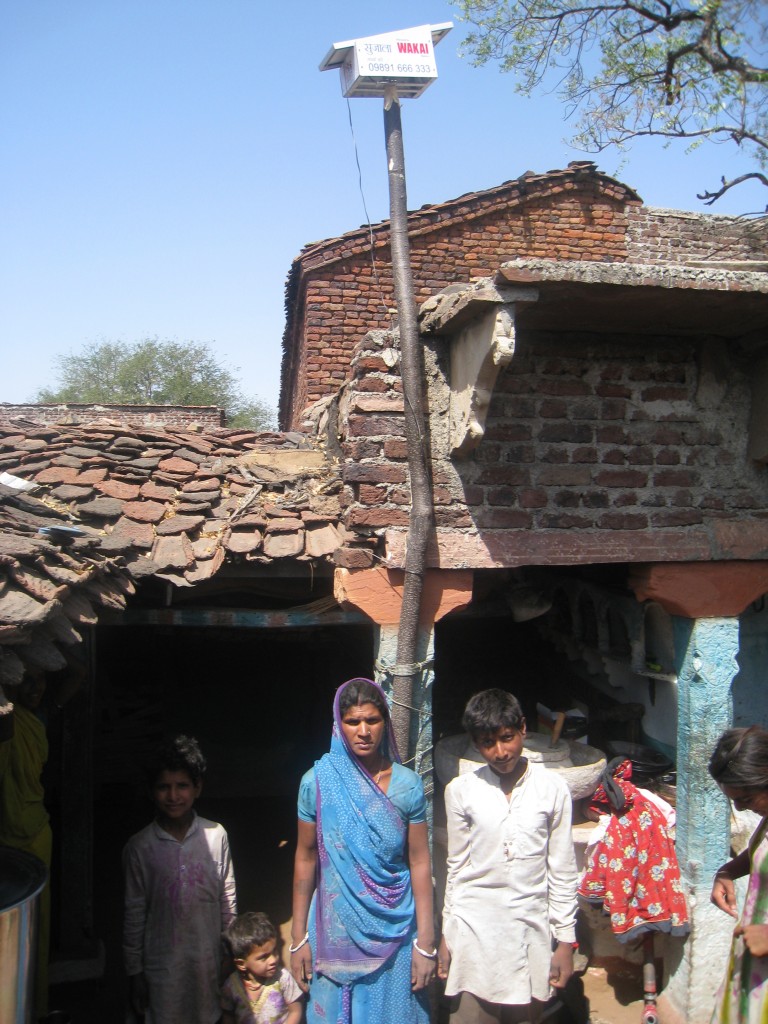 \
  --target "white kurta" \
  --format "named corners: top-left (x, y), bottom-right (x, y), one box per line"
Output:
top-left (123, 813), bottom-right (237, 1024)
top-left (442, 761), bottom-right (577, 1005)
